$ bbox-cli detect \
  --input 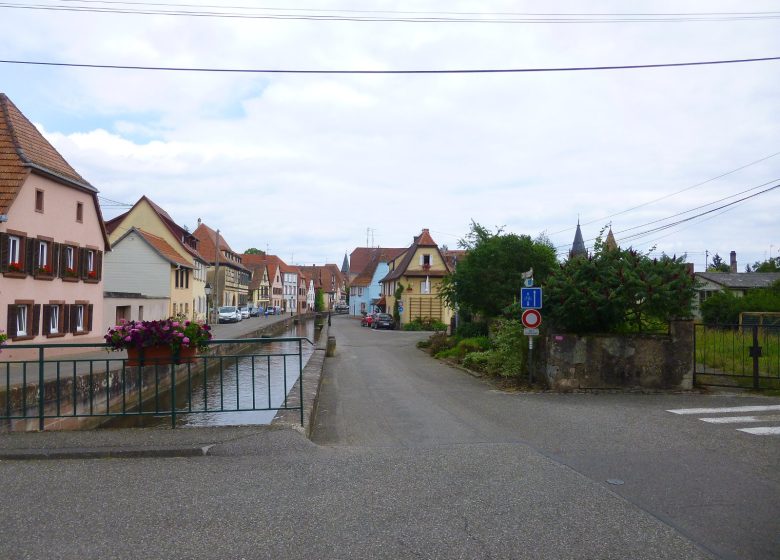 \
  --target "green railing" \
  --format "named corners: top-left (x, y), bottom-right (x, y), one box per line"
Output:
top-left (0, 338), bottom-right (312, 431)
